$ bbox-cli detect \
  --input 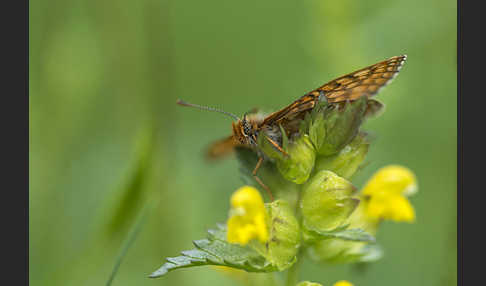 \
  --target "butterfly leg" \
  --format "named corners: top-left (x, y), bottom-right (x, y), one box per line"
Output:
top-left (252, 157), bottom-right (274, 201)
top-left (264, 136), bottom-right (288, 156)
